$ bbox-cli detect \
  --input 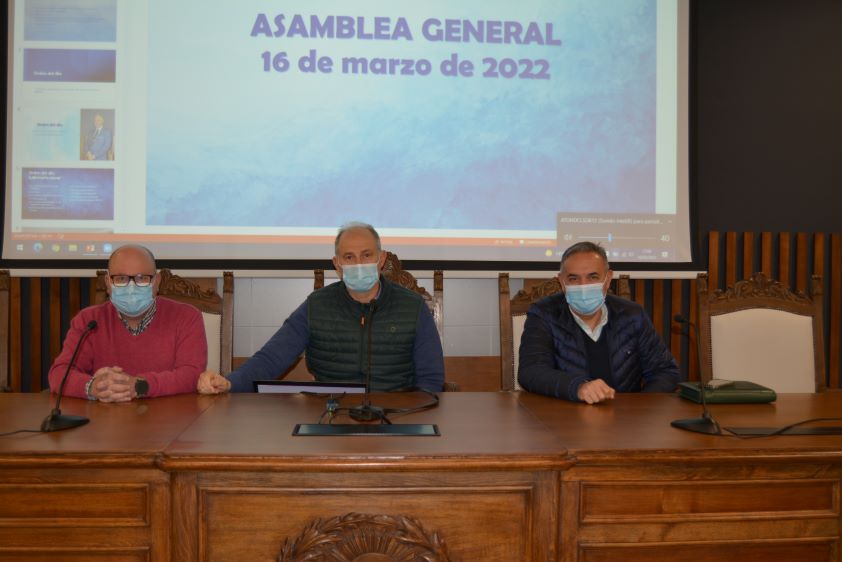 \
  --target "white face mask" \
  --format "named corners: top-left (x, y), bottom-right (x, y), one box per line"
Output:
top-left (564, 282), bottom-right (606, 315)
top-left (110, 283), bottom-right (155, 316)
top-left (341, 262), bottom-right (379, 293)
